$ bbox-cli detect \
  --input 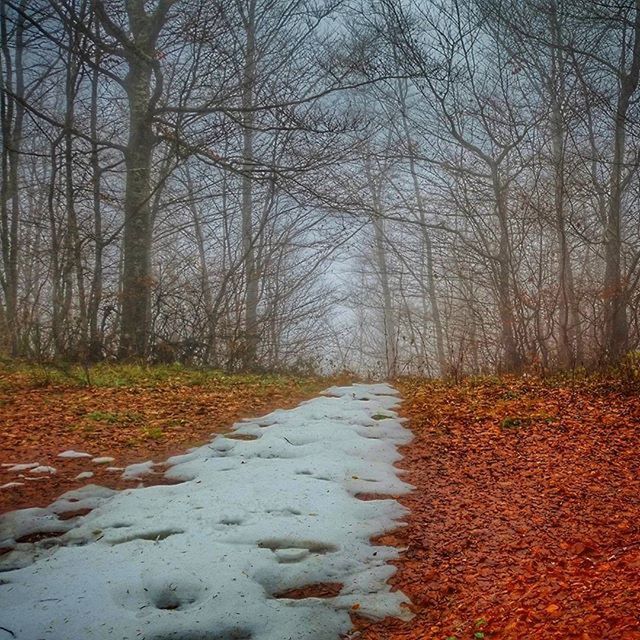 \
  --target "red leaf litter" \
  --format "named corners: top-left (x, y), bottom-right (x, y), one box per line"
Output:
top-left (0, 375), bottom-right (324, 514)
top-left (353, 377), bottom-right (640, 640)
